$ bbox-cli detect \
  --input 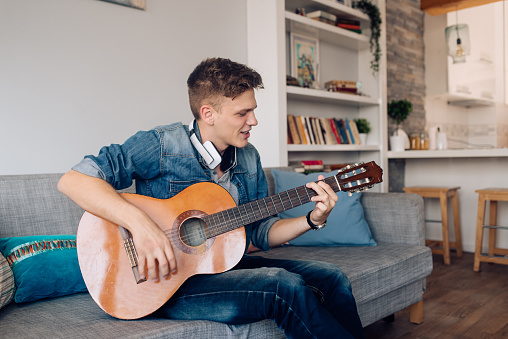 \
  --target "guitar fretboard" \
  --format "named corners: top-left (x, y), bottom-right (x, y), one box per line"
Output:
top-left (202, 176), bottom-right (340, 238)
